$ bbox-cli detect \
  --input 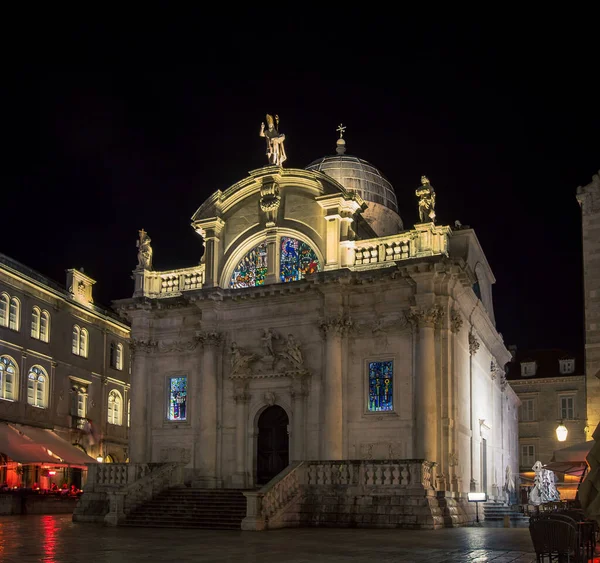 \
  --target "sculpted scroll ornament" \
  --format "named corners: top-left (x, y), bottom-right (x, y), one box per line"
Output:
top-left (130, 338), bottom-right (157, 357)
top-left (468, 332), bottom-right (481, 356)
top-left (260, 181), bottom-right (281, 225)
top-left (450, 308), bottom-right (463, 333)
